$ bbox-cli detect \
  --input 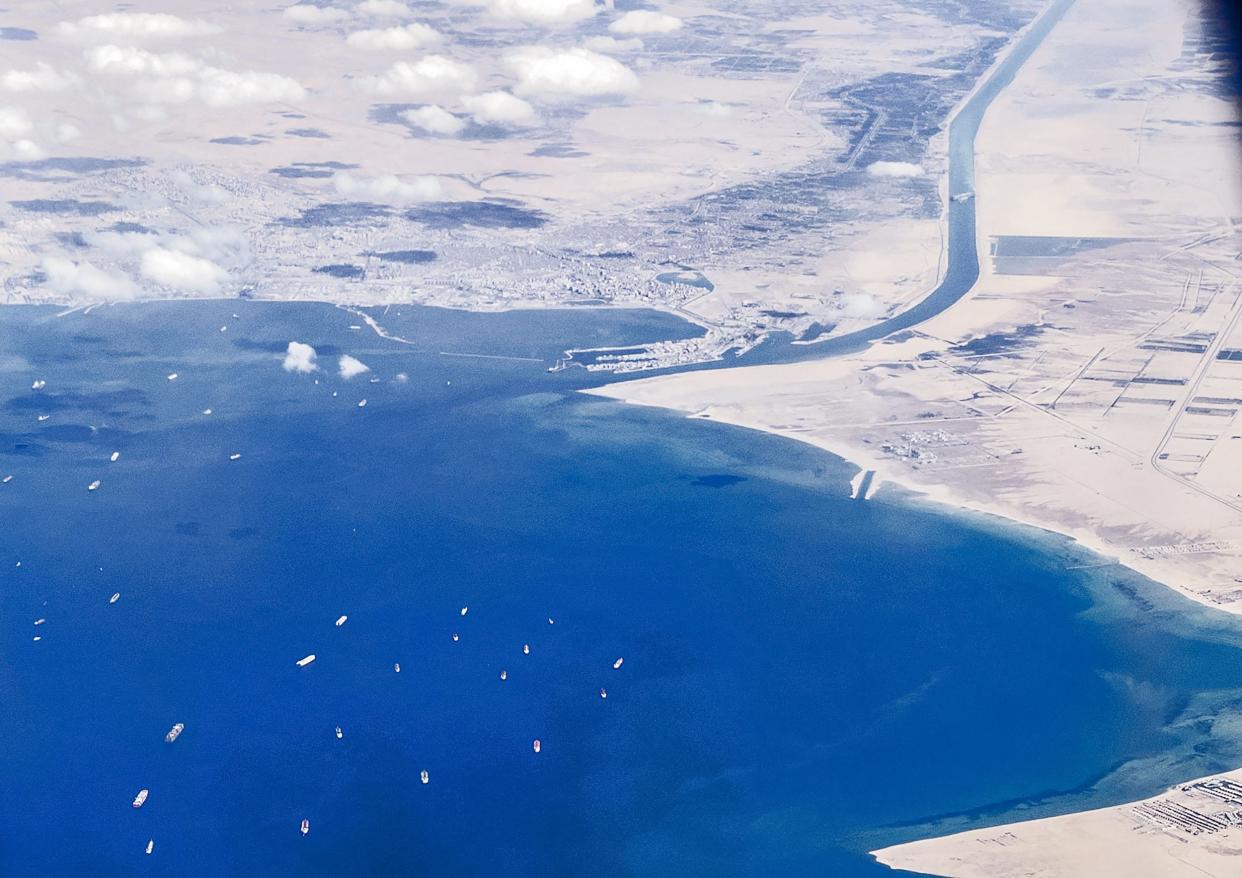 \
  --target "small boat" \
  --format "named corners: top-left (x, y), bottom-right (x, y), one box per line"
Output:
top-left (335, 726), bottom-right (343, 739)
top-left (110, 452), bottom-right (120, 462)
top-left (452, 632), bottom-right (459, 642)
top-left (951, 191), bottom-right (974, 203)
top-left (32, 635), bottom-right (41, 642)
top-left (145, 840), bottom-right (154, 855)
top-left (460, 606), bottom-right (468, 617)
top-left (393, 663), bottom-right (401, 673)
top-left (296, 654), bottom-right (316, 667)
top-left (600, 688), bottom-right (607, 699)
top-left (202, 408), bottom-right (212, 415)
top-left (229, 453), bottom-right (242, 461)
top-left (133, 789), bottom-right (149, 808)
top-left (167, 373), bottom-right (178, 381)
top-left (548, 617), bottom-right (554, 625)
top-left (34, 618), bottom-right (44, 626)
top-left (300, 819), bottom-right (309, 836)
top-left (532, 739), bottom-right (541, 754)
top-left (420, 770), bottom-right (429, 784)
top-left (499, 669), bottom-right (507, 681)
top-left (37, 414), bottom-right (50, 422)
top-left (357, 399), bottom-right (367, 408)
top-left (613, 658), bottom-right (624, 670)
top-left (165, 723), bottom-right (184, 744)
top-left (522, 644), bottom-right (530, 655)
top-left (87, 480), bottom-right (101, 491)
top-left (109, 593), bottom-right (120, 604)
top-left (335, 615), bottom-right (347, 627)
top-left (31, 379), bottom-right (45, 390)
top-left (1, 475), bottom-right (11, 483)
